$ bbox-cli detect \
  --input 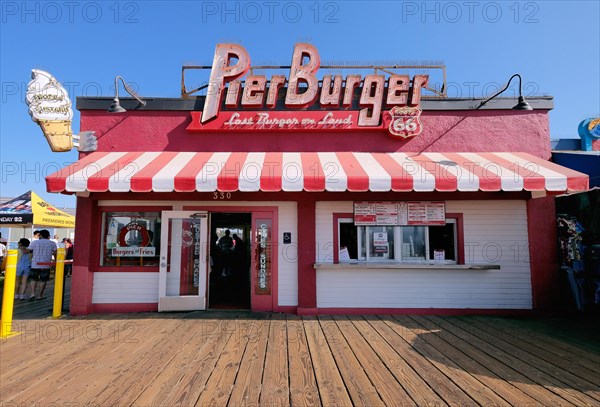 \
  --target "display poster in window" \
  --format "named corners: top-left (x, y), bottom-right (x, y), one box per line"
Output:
top-left (354, 201), bottom-right (445, 226)
top-left (111, 222), bottom-right (156, 257)
top-left (255, 219), bottom-right (271, 295)
top-left (372, 232), bottom-right (388, 253)
top-left (178, 219), bottom-right (200, 295)
top-left (108, 218), bottom-right (118, 235)
top-left (102, 212), bottom-right (161, 267)
top-left (339, 246), bottom-right (351, 262)
top-left (407, 201), bottom-right (446, 225)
